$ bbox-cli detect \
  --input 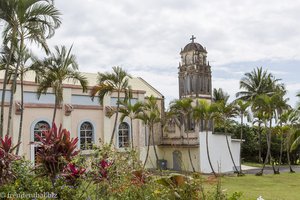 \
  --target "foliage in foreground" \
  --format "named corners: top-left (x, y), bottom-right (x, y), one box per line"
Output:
top-left (0, 125), bottom-right (242, 199)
